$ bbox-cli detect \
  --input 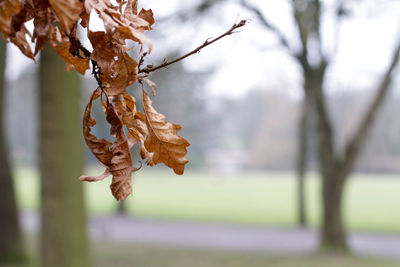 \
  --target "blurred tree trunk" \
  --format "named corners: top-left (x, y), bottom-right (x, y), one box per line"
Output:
top-left (320, 170), bottom-right (347, 249)
top-left (296, 93), bottom-right (312, 228)
top-left (0, 34), bottom-right (26, 264)
top-left (304, 41), bottom-right (400, 250)
top-left (39, 44), bottom-right (91, 267)
top-left (306, 66), bottom-right (348, 250)
top-left (294, 0), bottom-right (349, 251)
